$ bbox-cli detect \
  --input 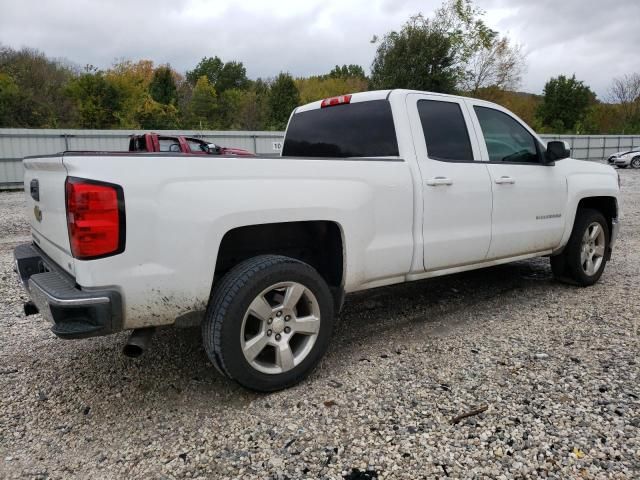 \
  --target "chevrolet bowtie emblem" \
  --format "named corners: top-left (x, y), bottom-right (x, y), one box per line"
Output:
top-left (33, 205), bottom-right (43, 222)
